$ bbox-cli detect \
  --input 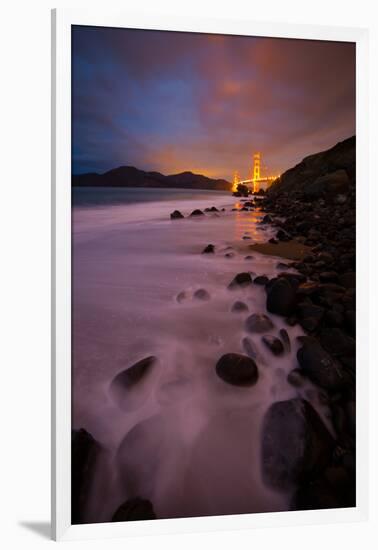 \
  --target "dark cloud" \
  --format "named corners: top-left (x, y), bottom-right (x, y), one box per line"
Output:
top-left (72, 26), bottom-right (355, 179)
